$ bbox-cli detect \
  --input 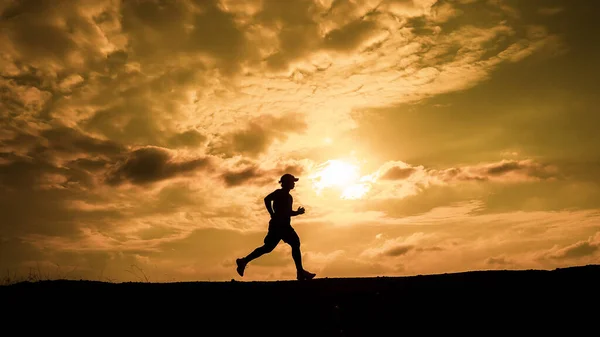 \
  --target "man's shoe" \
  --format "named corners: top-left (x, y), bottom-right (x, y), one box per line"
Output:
top-left (297, 270), bottom-right (316, 280)
top-left (236, 258), bottom-right (246, 277)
